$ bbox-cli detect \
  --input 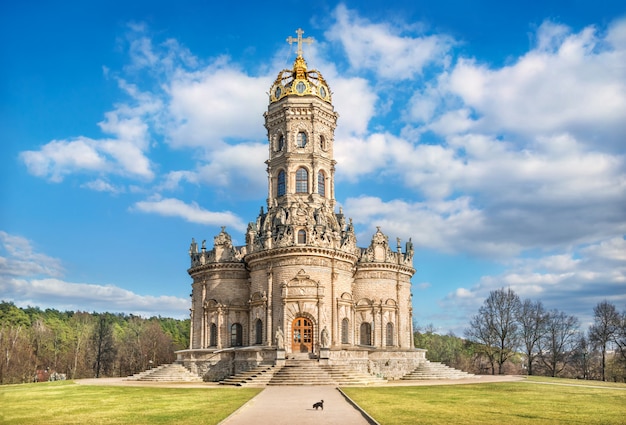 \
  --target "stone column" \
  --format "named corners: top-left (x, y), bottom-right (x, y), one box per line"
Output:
top-left (216, 306), bottom-right (223, 349)
top-left (267, 269), bottom-right (273, 345)
top-left (189, 307), bottom-right (194, 350)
